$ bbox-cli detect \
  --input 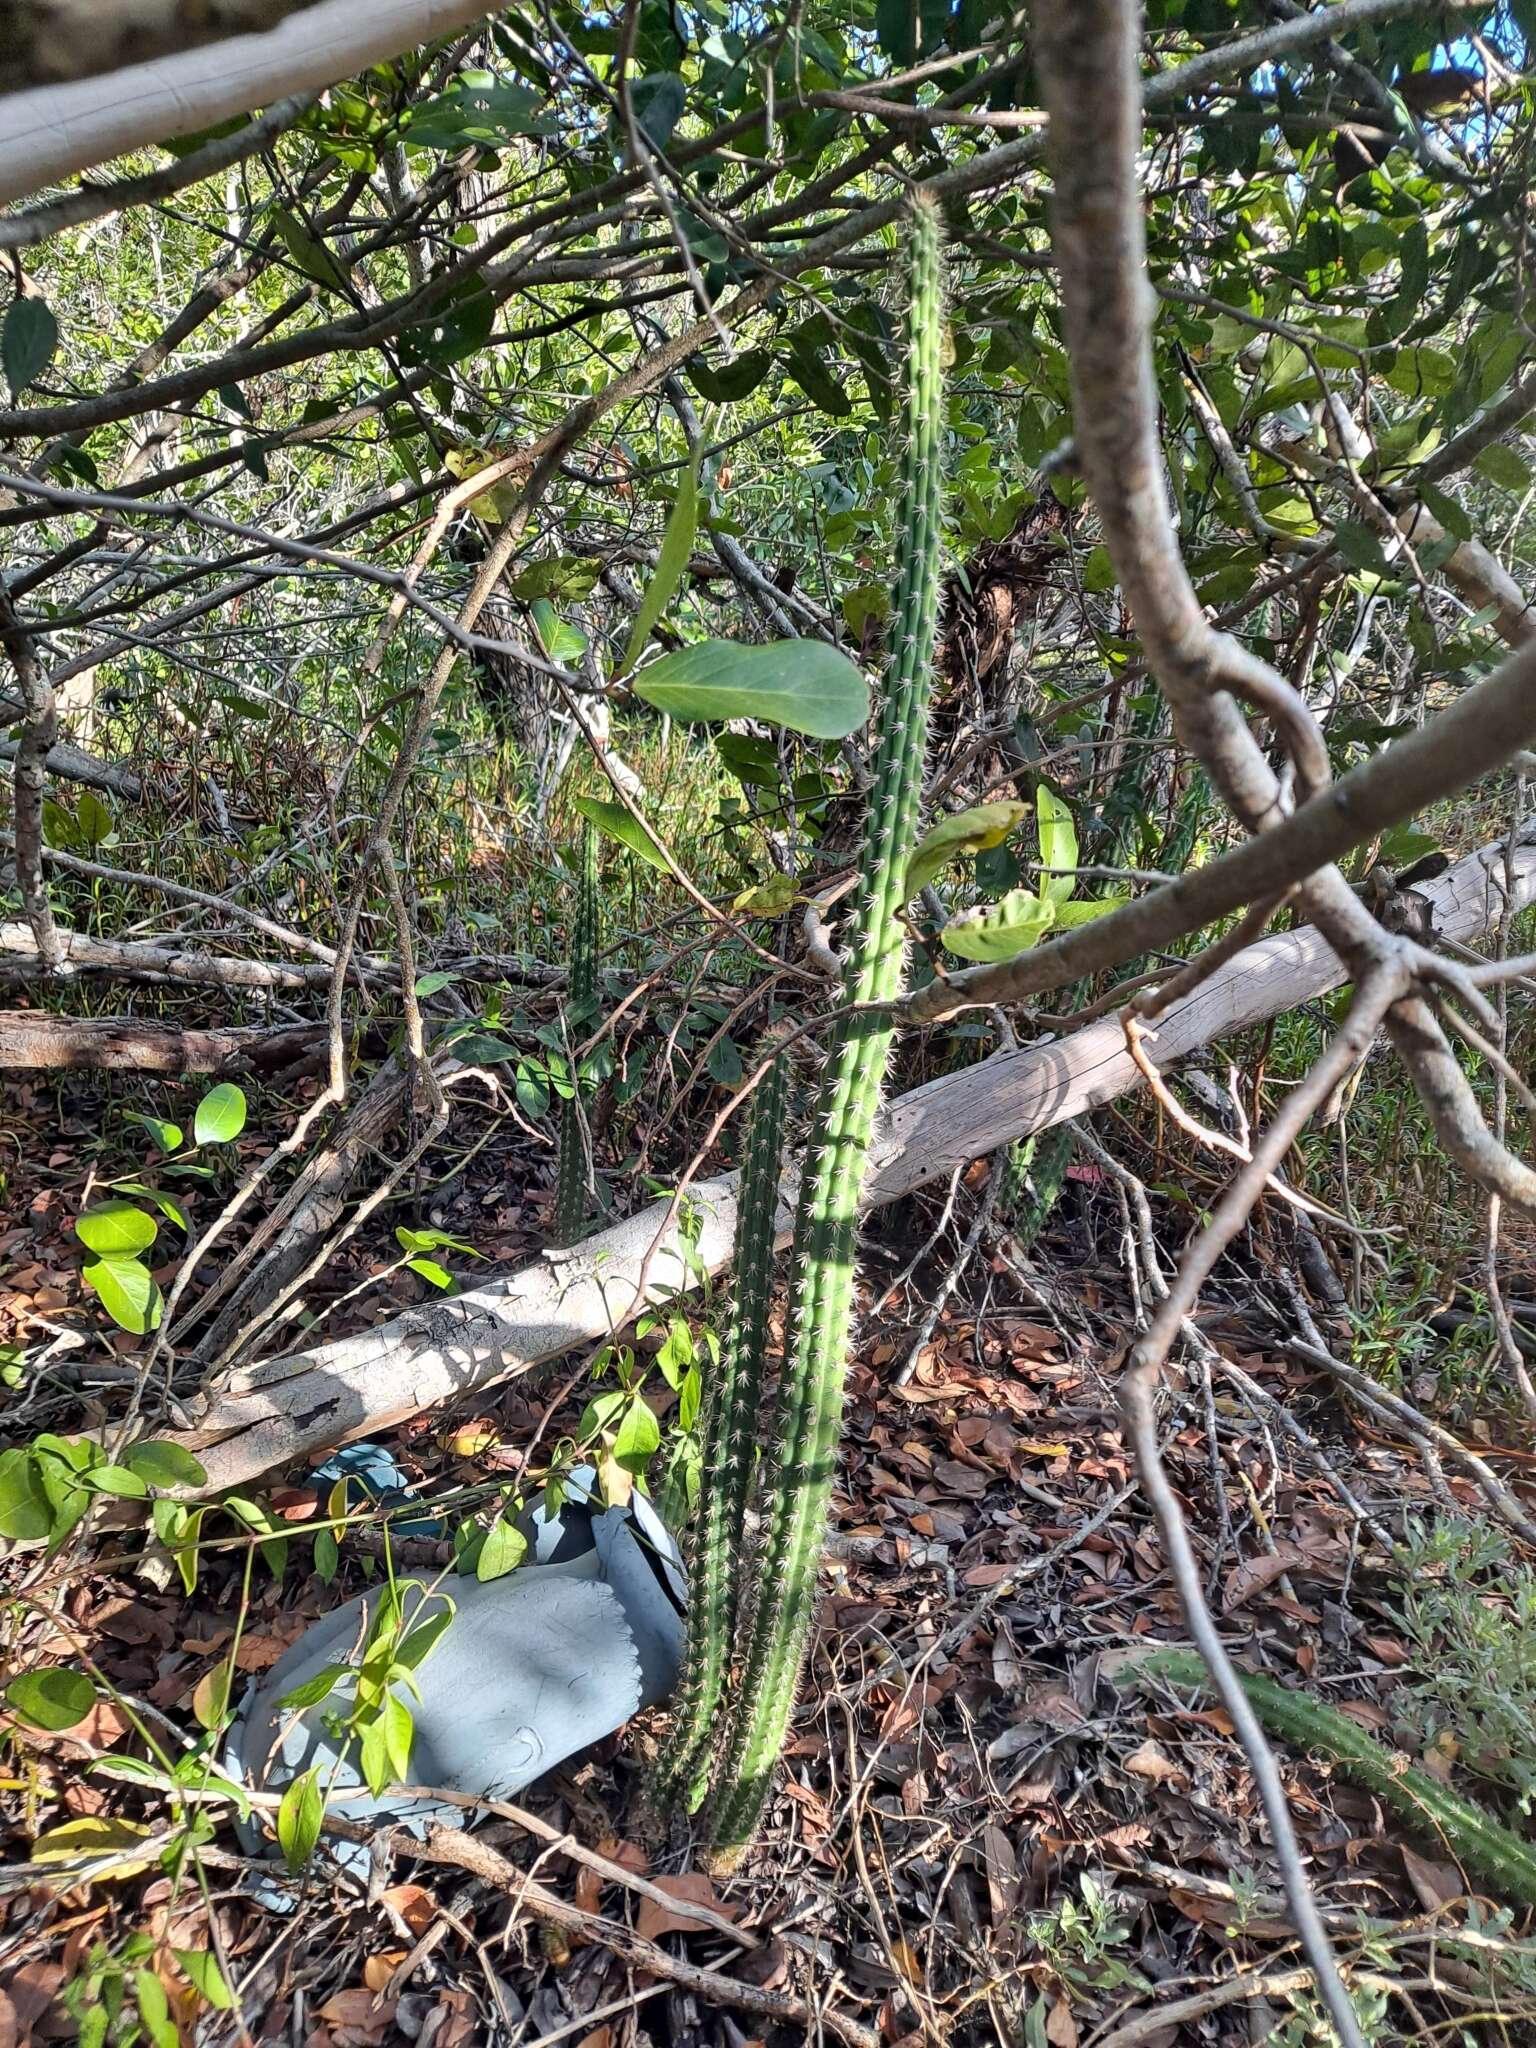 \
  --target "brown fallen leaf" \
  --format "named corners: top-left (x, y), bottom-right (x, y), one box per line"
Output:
top-left (377, 1882), bottom-right (435, 1935)
top-left (1045, 1993), bottom-right (1078, 2047)
top-left (1222, 1541), bottom-right (1309, 1612)
top-left (1122, 1739), bottom-right (1189, 1789)
top-left (361, 1955), bottom-right (405, 1993)
top-left (1401, 1843), bottom-right (1466, 1910)
top-left (634, 1872), bottom-right (740, 1943)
